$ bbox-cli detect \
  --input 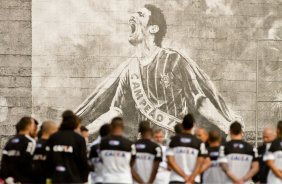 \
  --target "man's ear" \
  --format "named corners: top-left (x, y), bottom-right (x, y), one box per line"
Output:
top-left (149, 25), bottom-right (159, 34)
